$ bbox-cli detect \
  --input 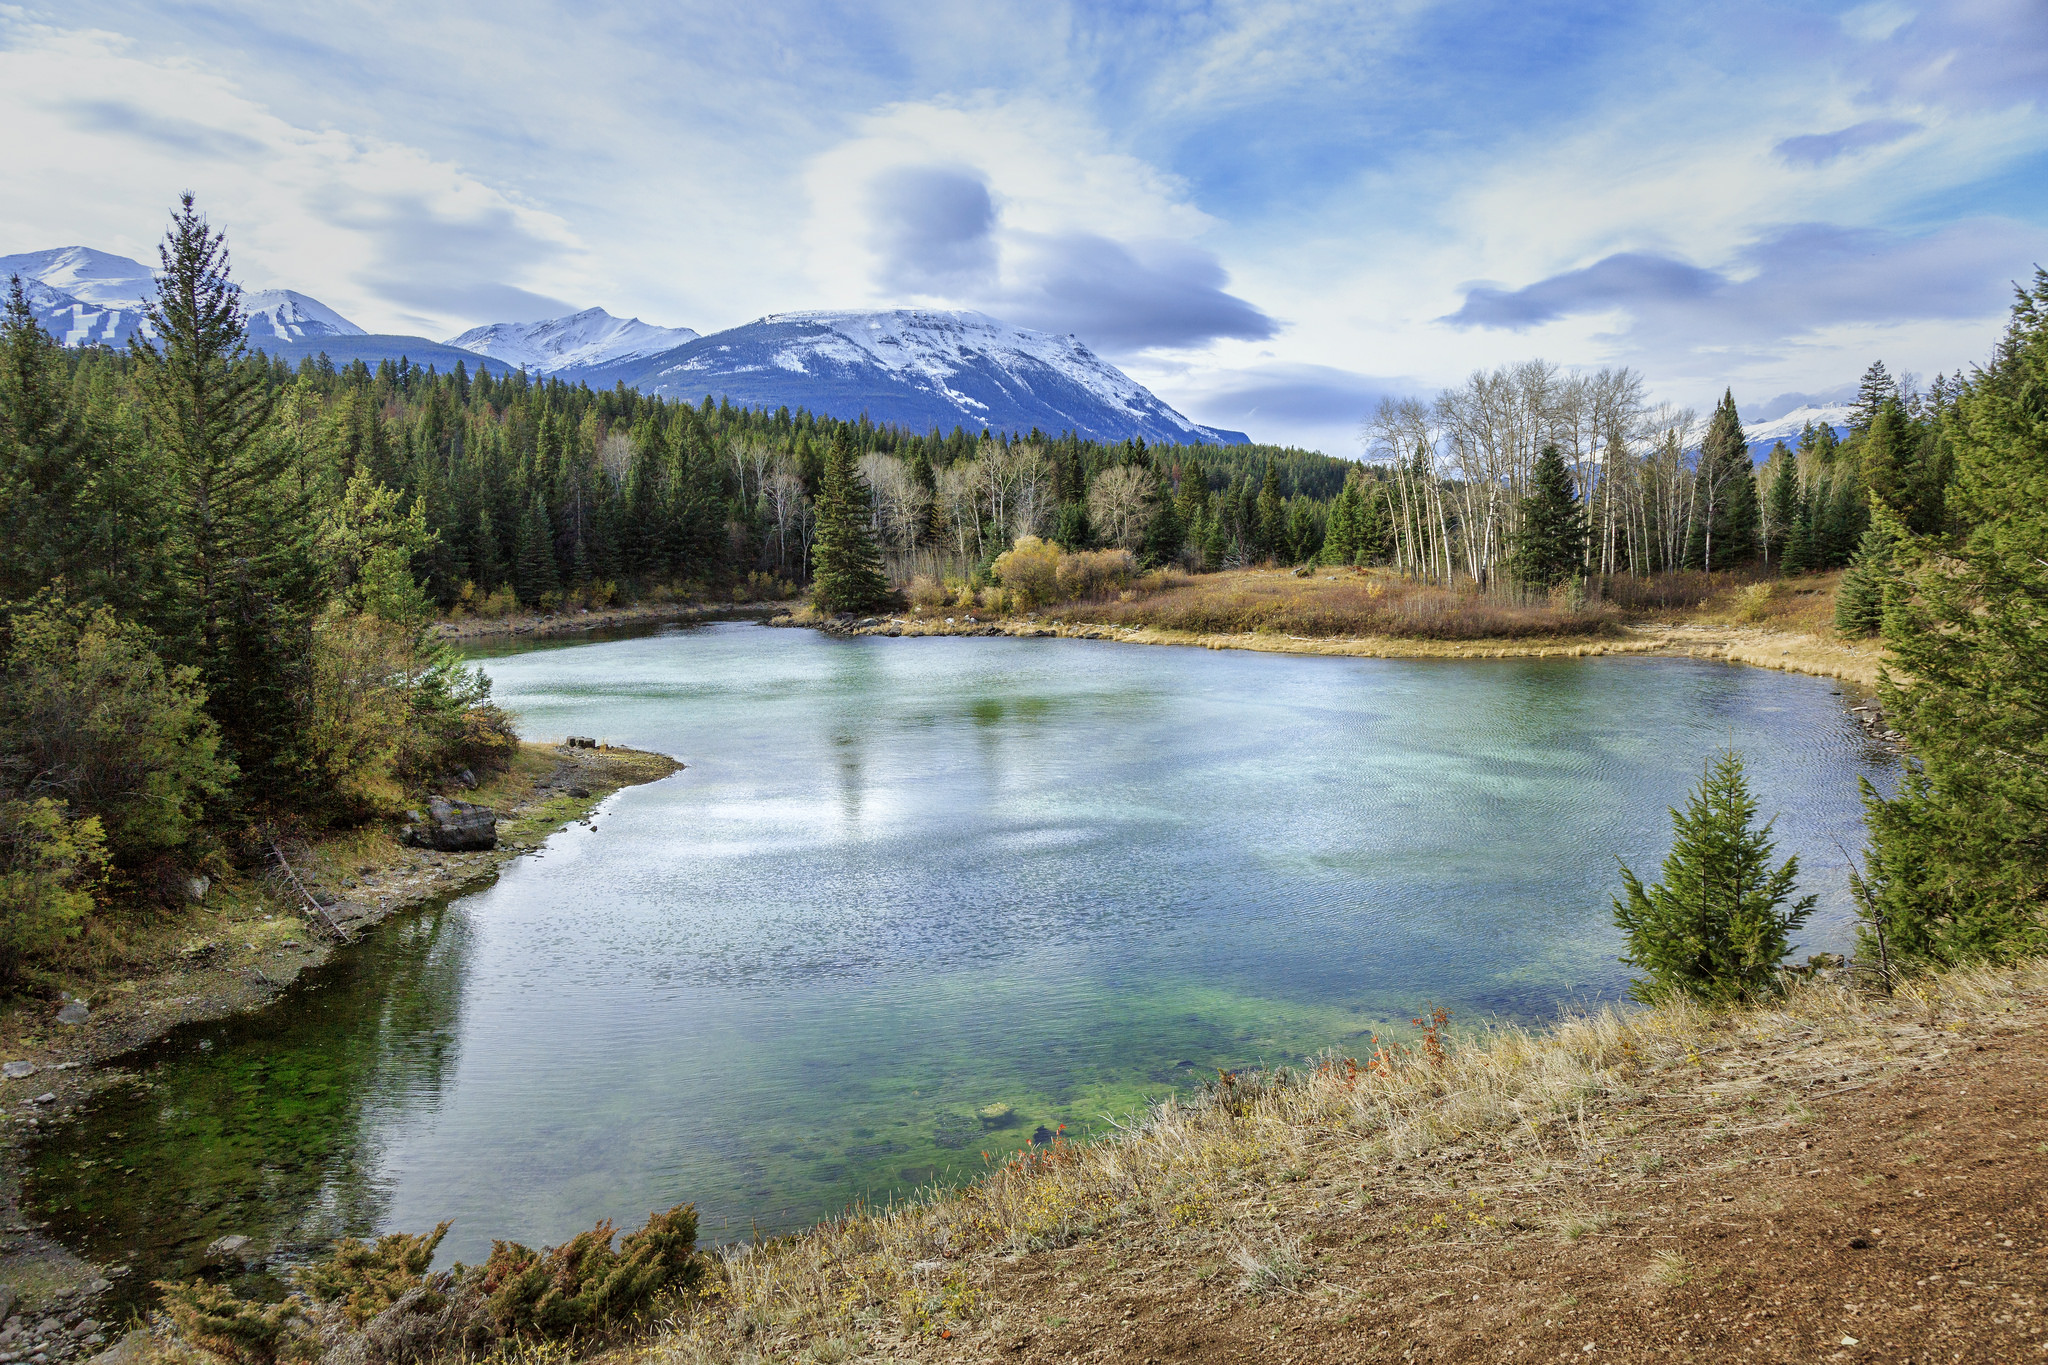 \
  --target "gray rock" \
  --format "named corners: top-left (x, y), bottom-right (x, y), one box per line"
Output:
top-left (30, 1094), bottom-right (54, 1106)
top-left (420, 797), bottom-right (496, 852)
top-left (1, 1061), bottom-right (33, 1080)
top-left (0, 1285), bottom-right (14, 1324)
top-left (204, 1235), bottom-right (250, 1263)
top-left (82, 1334), bottom-right (150, 1365)
top-left (55, 1002), bottom-right (87, 1026)
top-left (184, 876), bottom-right (210, 905)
